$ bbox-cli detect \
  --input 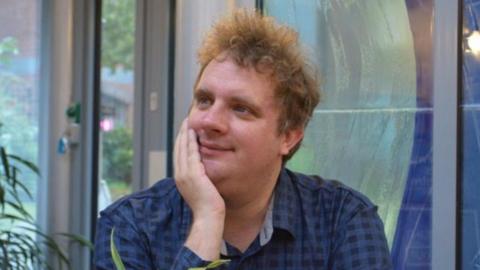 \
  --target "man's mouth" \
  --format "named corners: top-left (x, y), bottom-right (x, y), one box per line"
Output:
top-left (198, 140), bottom-right (233, 155)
